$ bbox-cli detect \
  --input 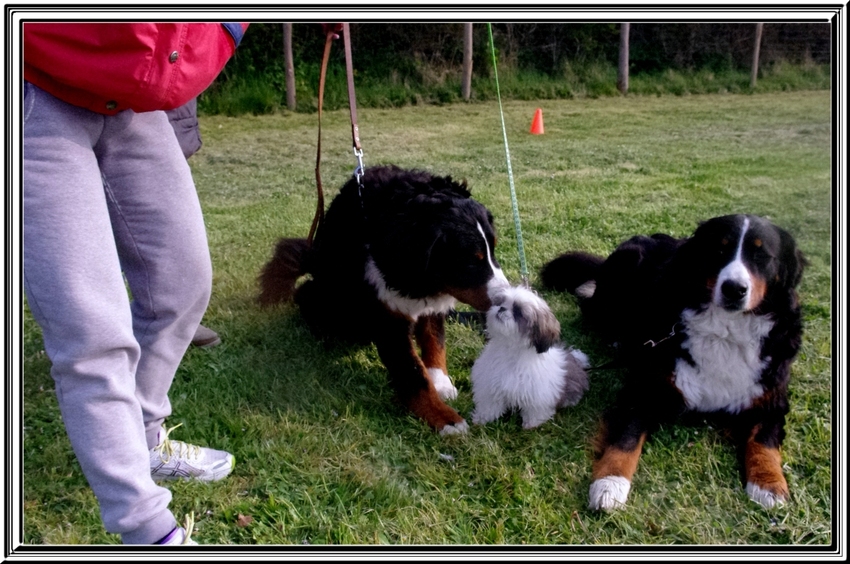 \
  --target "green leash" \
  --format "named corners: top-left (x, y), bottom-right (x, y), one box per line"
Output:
top-left (488, 23), bottom-right (529, 287)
